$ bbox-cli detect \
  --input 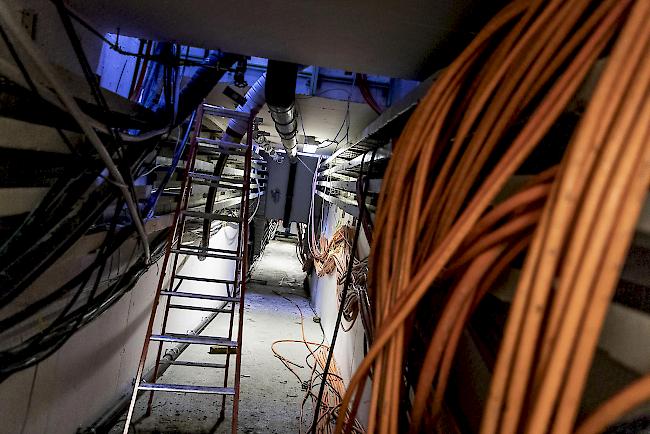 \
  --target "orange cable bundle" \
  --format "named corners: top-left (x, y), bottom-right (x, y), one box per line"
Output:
top-left (270, 292), bottom-right (364, 434)
top-left (331, 0), bottom-right (649, 433)
top-left (311, 225), bottom-right (369, 330)
top-left (312, 225), bottom-right (354, 279)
